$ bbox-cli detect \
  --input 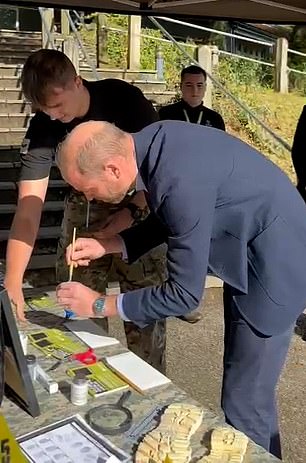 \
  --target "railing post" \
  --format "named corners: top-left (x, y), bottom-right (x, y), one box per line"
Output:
top-left (156, 45), bottom-right (164, 80)
top-left (197, 45), bottom-right (213, 108)
top-left (61, 9), bottom-right (70, 36)
top-left (274, 37), bottom-right (288, 93)
top-left (41, 8), bottom-right (54, 49)
top-left (127, 15), bottom-right (141, 70)
top-left (63, 36), bottom-right (79, 74)
top-left (96, 13), bottom-right (108, 68)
